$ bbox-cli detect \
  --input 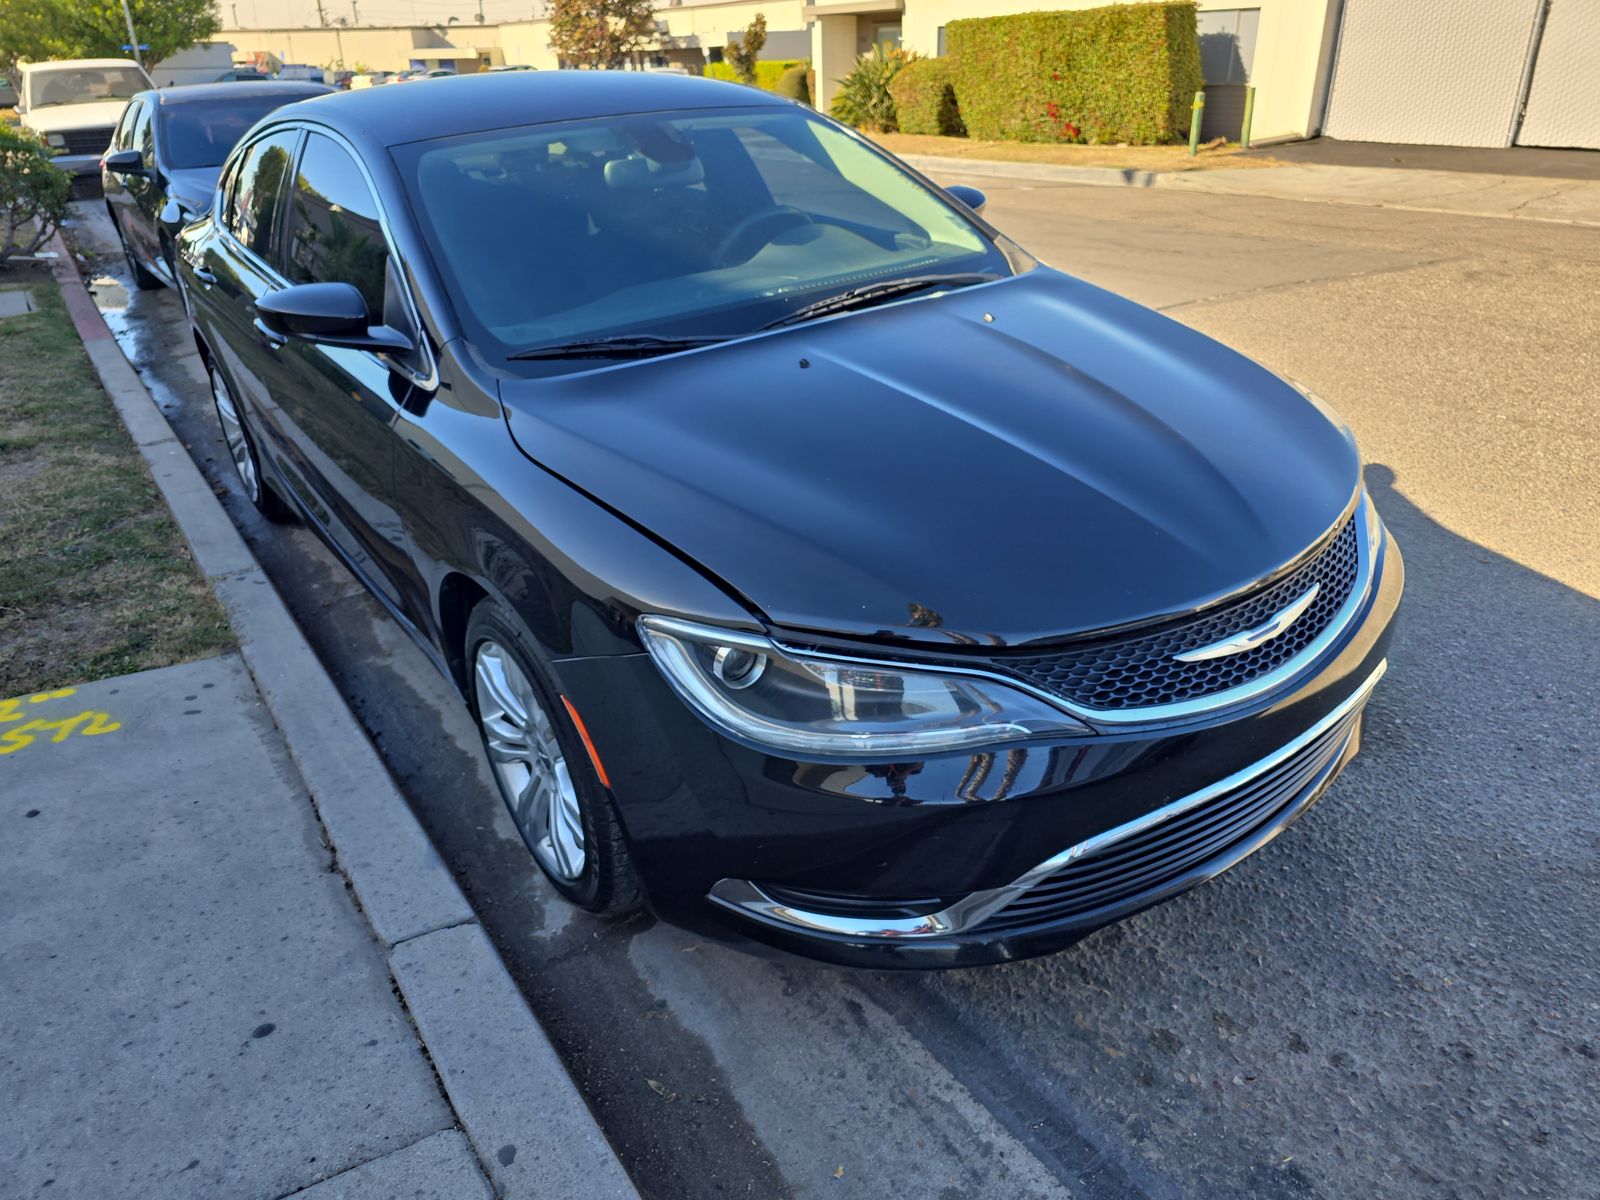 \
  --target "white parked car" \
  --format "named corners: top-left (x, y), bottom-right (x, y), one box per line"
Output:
top-left (16, 58), bottom-right (154, 176)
